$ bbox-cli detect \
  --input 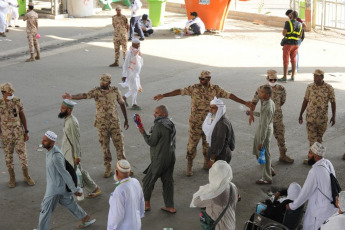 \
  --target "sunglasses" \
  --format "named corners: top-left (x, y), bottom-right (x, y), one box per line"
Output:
top-left (1, 91), bottom-right (7, 94)
top-left (199, 76), bottom-right (211, 81)
top-left (269, 79), bottom-right (277, 82)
